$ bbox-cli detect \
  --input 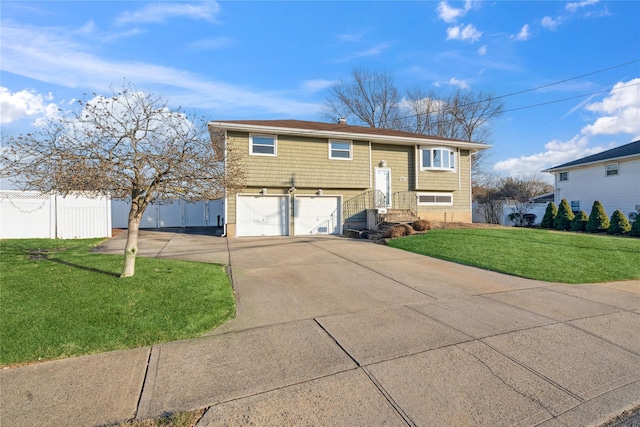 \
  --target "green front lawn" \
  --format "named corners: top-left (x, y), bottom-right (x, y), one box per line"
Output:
top-left (0, 238), bottom-right (235, 366)
top-left (388, 228), bottom-right (640, 284)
